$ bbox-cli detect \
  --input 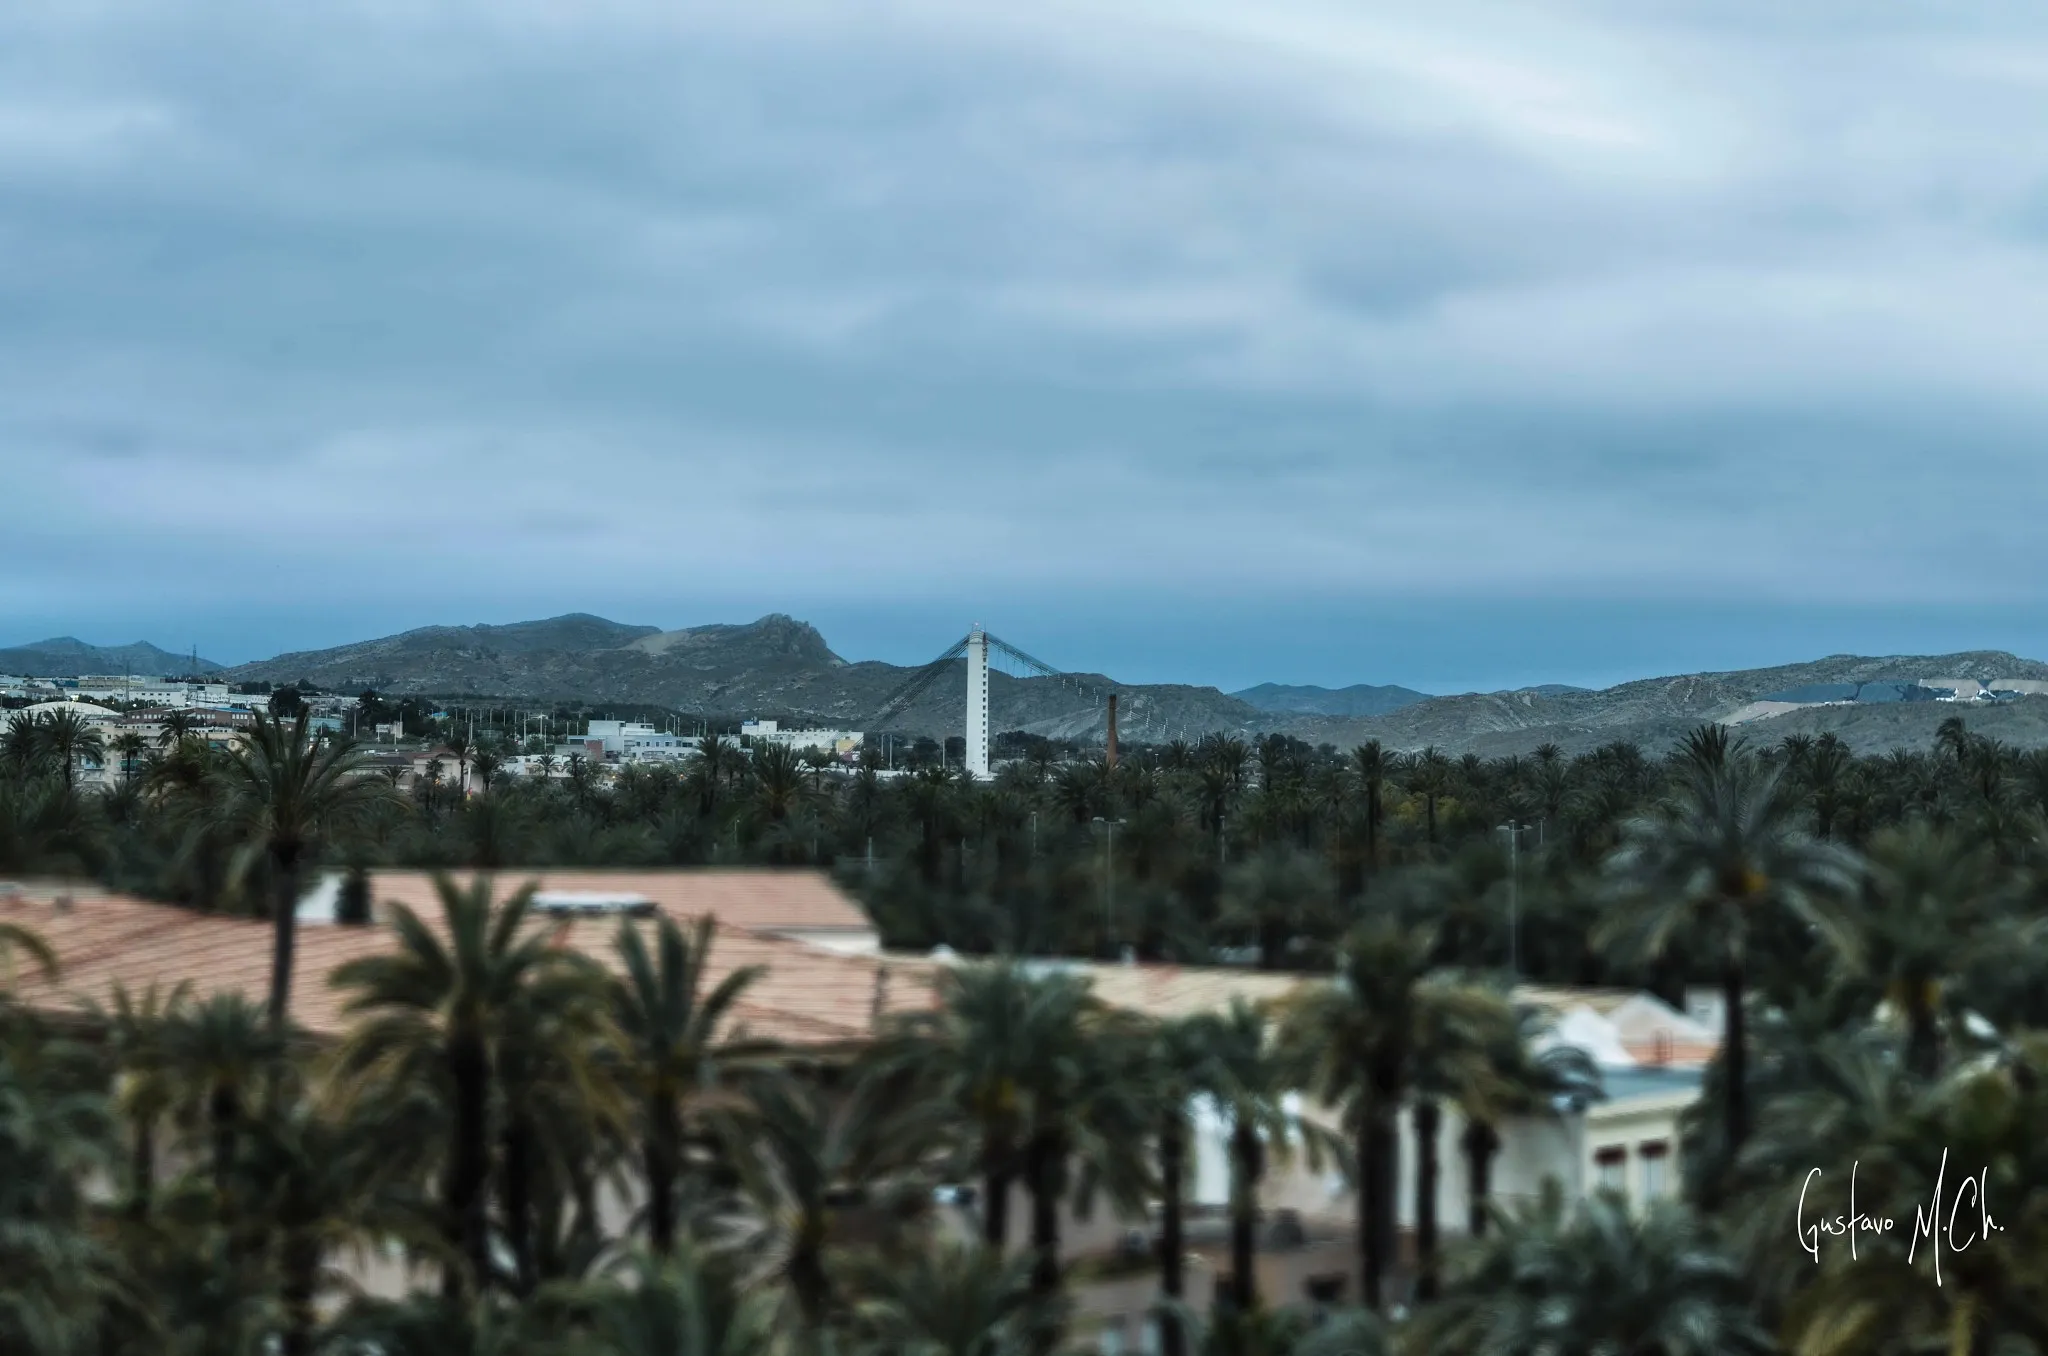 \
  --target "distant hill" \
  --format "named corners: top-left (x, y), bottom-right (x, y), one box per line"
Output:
top-left (209, 619), bottom-right (2048, 754)
top-left (1233, 682), bottom-right (1432, 717)
top-left (0, 638), bottom-right (221, 677)
top-left (223, 613), bottom-right (1267, 740)
top-left (1290, 651), bottom-right (2048, 755)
